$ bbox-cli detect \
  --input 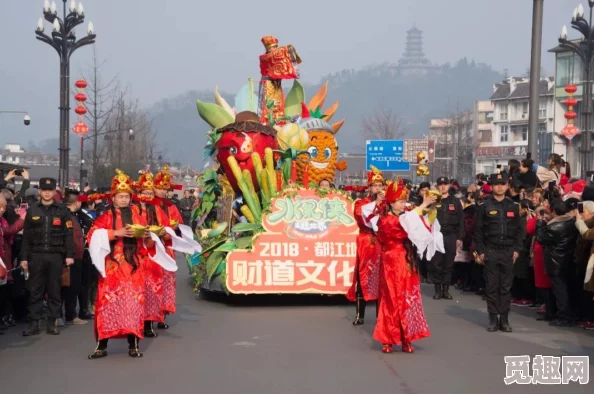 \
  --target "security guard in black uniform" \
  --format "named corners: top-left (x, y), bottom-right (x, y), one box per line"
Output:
top-left (20, 178), bottom-right (75, 336)
top-left (474, 173), bottom-right (525, 332)
top-left (429, 177), bottom-right (464, 300)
